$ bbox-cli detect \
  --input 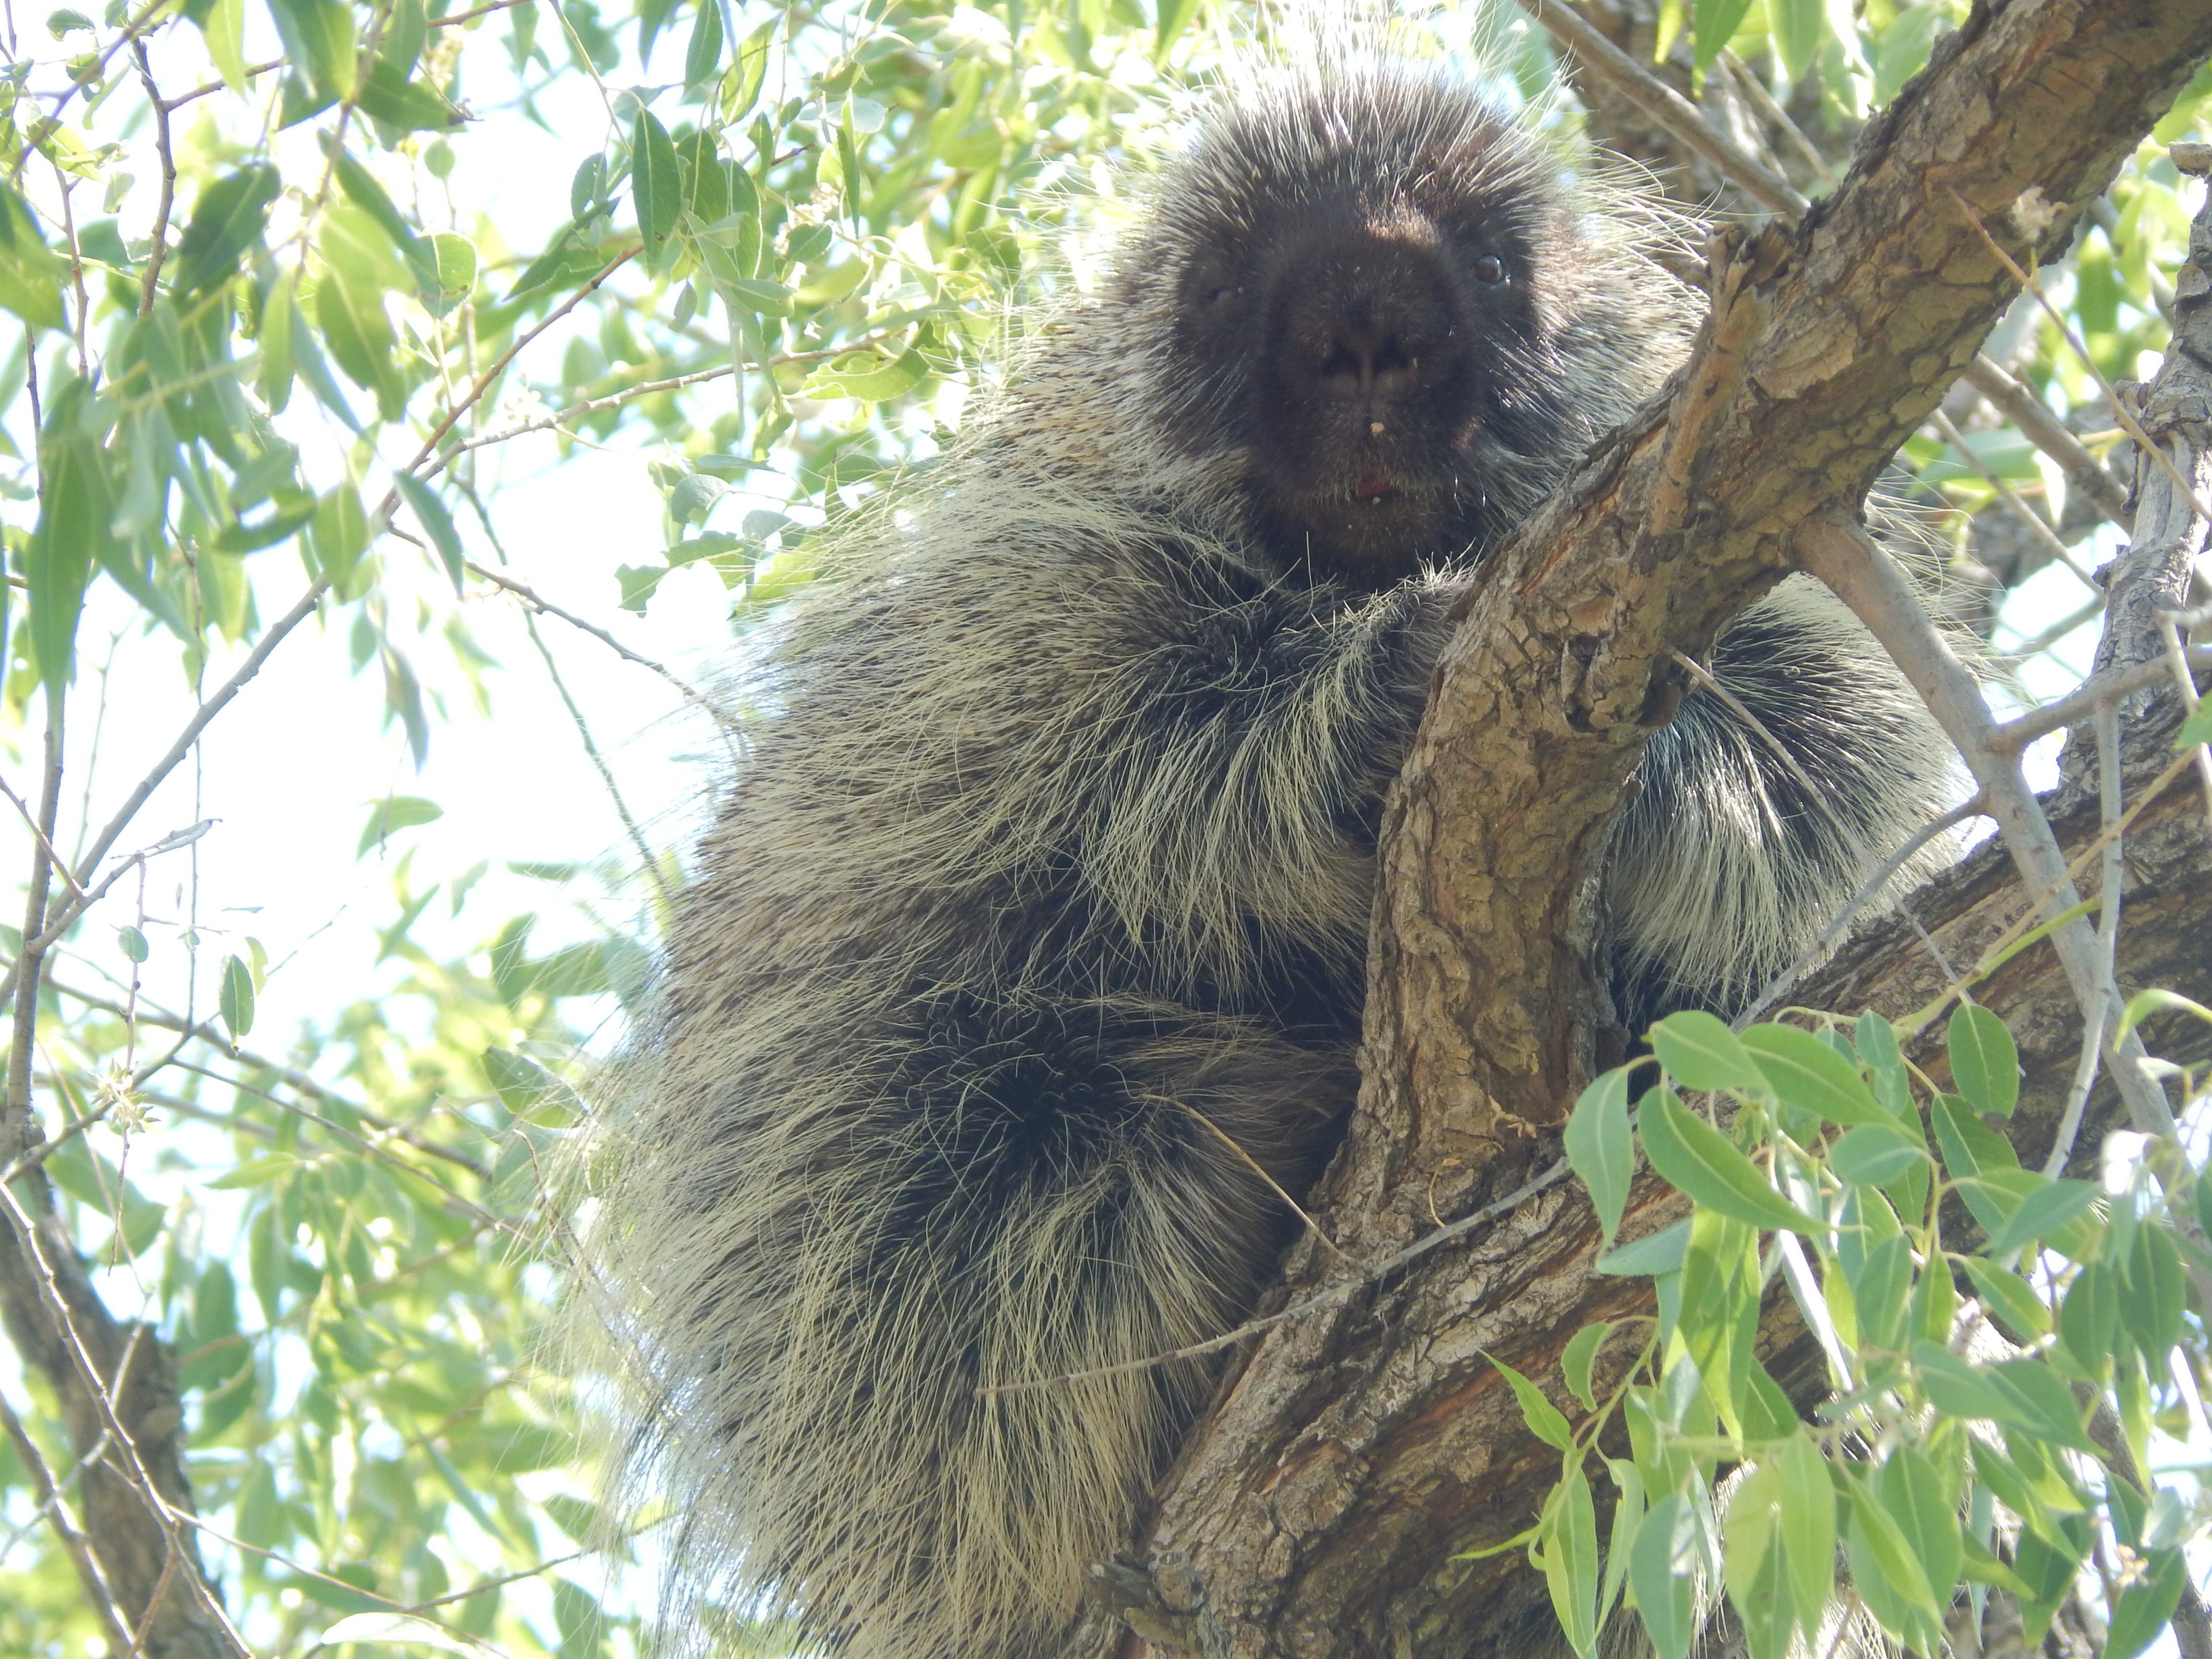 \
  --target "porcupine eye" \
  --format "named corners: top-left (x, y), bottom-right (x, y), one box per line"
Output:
top-left (1472, 254), bottom-right (1505, 285)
